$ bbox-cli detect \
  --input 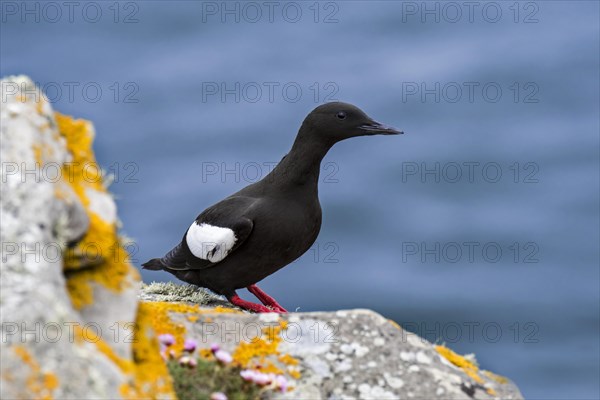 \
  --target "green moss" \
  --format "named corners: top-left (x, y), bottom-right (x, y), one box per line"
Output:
top-left (141, 282), bottom-right (218, 304)
top-left (167, 358), bottom-right (261, 400)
